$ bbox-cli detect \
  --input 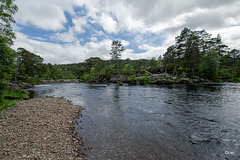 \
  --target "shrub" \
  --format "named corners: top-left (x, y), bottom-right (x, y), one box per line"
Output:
top-left (137, 76), bottom-right (150, 84)
top-left (128, 75), bottom-right (136, 83)
top-left (18, 89), bottom-right (29, 99)
top-left (82, 74), bottom-right (91, 81)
